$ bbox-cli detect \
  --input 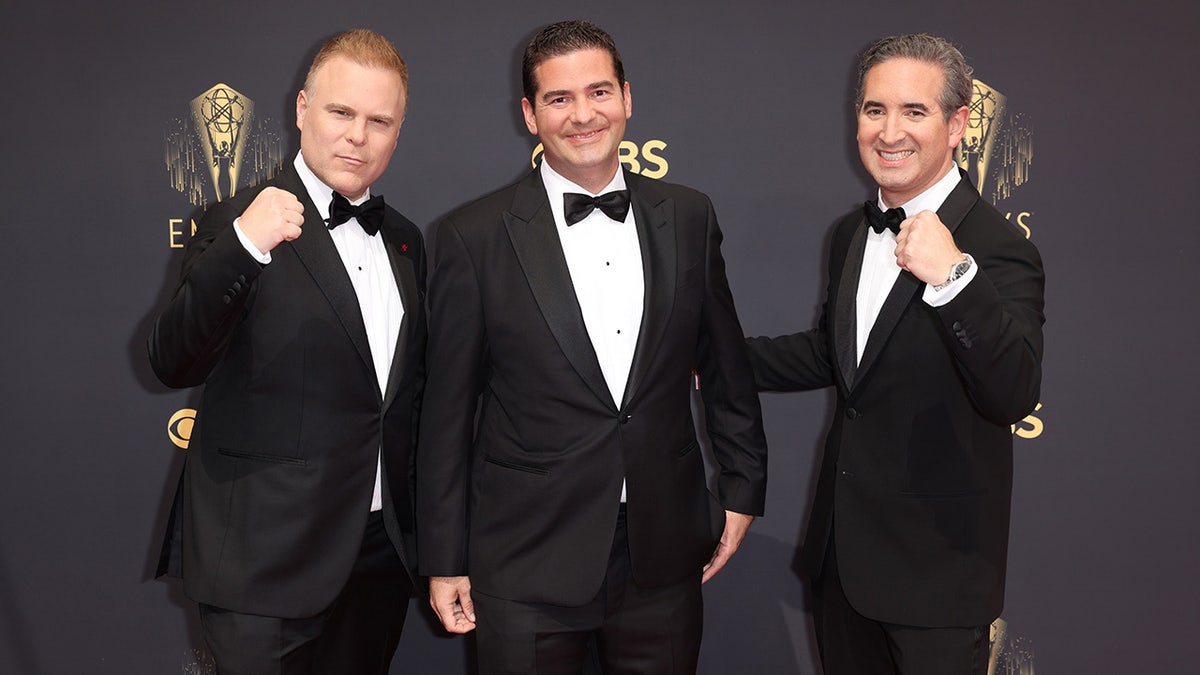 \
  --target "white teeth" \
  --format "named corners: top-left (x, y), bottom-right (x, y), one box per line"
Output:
top-left (880, 150), bottom-right (913, 161)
